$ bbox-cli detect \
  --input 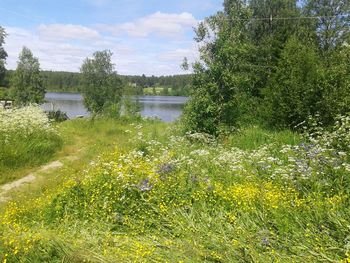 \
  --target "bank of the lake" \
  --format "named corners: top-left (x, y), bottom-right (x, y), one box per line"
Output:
top-left (42, 92), bottom-right (188, 122)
